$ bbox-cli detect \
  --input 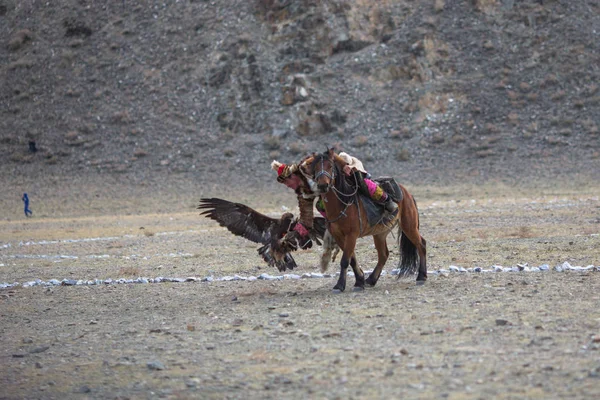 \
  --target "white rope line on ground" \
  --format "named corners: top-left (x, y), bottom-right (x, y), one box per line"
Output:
top-left (0, 230), bottom-right (202, 249)
top-left (1, 252), bottom-right (195, 260)
top-left (1, 262), bottom-right (598, 289)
